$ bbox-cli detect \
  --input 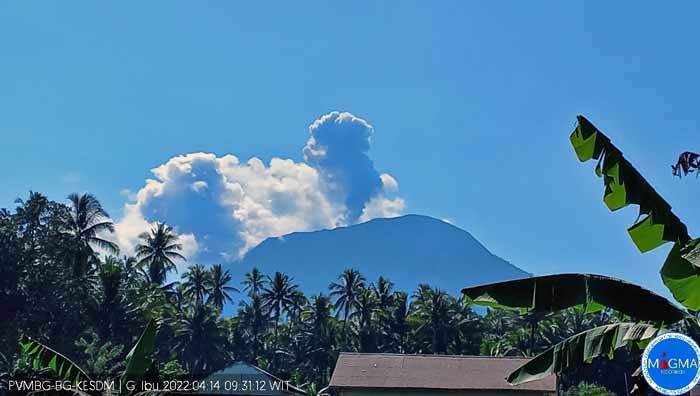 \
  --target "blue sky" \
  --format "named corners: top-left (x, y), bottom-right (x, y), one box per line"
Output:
top-left (2, 1), bottom-right (700, 297)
